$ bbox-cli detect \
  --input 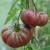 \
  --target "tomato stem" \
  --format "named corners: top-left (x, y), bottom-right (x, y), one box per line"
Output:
top-left (24, 46), bottom-right (26, 50)
top-left (33, 35), bottom-right (42, 48)
top-left (29, 0), bottom-right (34, 10)
top-left (25, 0), bottom-right (29, 9)
top-left (14, 11), bottom-right (22, 32)
top-left (14, 23), bottom-right (20, 32)
top-left (32, 0), bottom-right (37, 11)
top-left (18, 14), bottom-right (20, 28)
